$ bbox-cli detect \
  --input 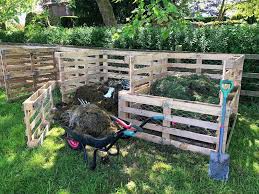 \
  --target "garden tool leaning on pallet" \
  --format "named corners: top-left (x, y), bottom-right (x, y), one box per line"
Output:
top-left (209, 79), bottom-right (234, 181)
